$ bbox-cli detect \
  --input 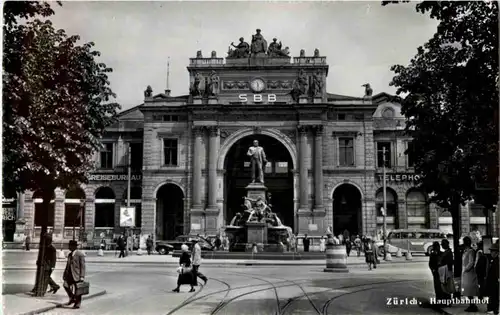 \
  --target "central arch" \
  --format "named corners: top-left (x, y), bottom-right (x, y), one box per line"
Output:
top-left (222, 132), bottom-right (296, 229)
top-left (332, 183), bottom-right (362, 237)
